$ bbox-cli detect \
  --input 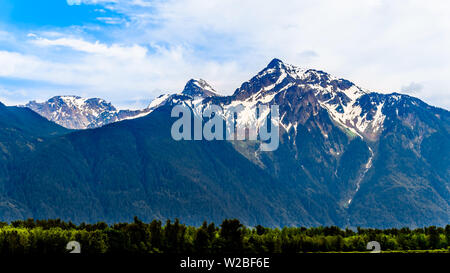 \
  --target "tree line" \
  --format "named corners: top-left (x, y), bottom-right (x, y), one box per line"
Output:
top-left (0, 218), bottom-right (449, 254)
